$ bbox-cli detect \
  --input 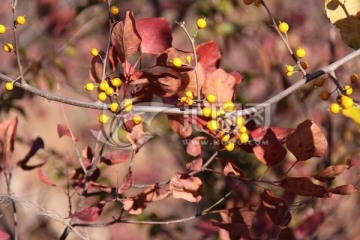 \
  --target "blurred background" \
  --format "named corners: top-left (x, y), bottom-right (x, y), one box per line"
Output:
top-left (0, 0), bottom-right (360, 239)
